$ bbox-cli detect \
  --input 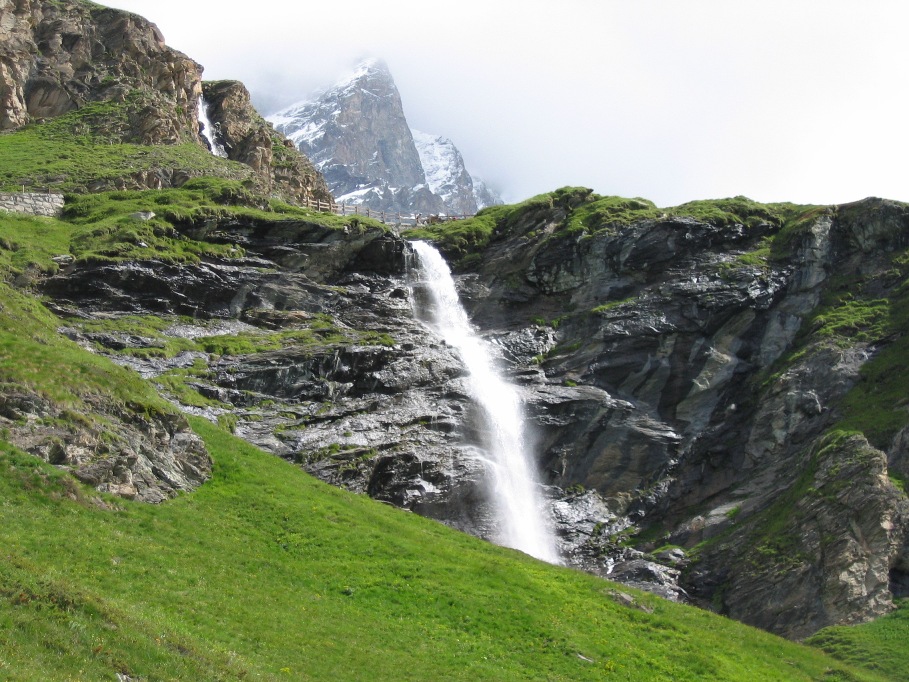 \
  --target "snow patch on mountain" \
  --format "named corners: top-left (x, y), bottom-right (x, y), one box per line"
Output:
top-left (413, 130), bottom-right (500, 212)
top-left (413, 131), bottom-right (461, 196)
